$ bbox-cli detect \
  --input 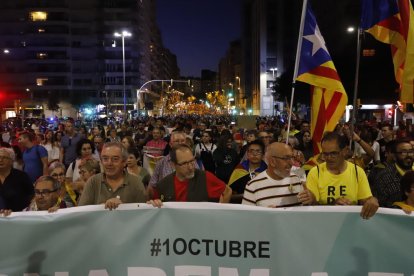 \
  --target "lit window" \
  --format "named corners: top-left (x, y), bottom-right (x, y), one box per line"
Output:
top-left (30, 11), bottom-right (48, 21)
top-left (37, 53), bottom-right (48, 59)
top-left (363, 49), bottom-right (376, 57)
top-left (36, 78), bottom-right (48, 86)
top-left (38, 28), bottom-right (45, 33)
